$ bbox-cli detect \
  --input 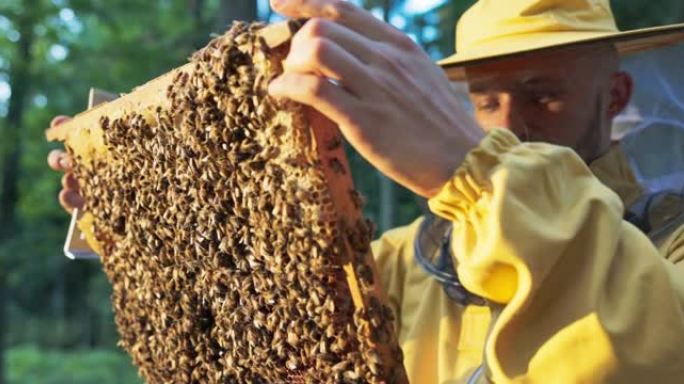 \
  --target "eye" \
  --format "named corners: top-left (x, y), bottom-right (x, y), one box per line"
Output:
top-left (530, 91), bottom-right (566, 113)
top-left (531, 91), bottom-right (560, 105)
top-left (474, 97), bottom-right (500, 112)
top-left (535, 96), bottom-right (553, 104)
